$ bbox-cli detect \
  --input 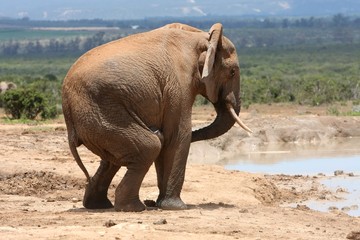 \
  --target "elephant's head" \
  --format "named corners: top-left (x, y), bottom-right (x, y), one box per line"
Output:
top-left (192, 23), bottom-right (252, 142)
